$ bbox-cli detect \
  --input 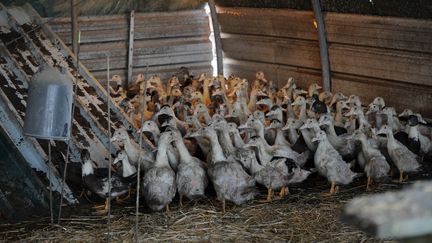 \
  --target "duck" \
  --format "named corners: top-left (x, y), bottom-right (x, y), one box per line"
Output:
top-left (282, 117), bottom-right (303, 145)
top-left (267, 119), bottom-right (291, 147)
top-left (142, 131), bottom-right (177, 212)
top-left (308, 83), bottom-right (322, 97)
top-left (312, 131), bottom-right (358, 195)
top-left (377, 125), bottom-right (421, 182)
top-left (333, 100), bottom-right (350, 129)
top-left (154, 105), bottom-right (188, 135)
top-left (172, 130), bottom-right (208, 206)
top-left (128, 73), bottom-right (145, 97)
top-left (138, 120), bottom-right (180, 171)
top-left (244, 136), bottom-right (311, 200)
top-left (329, 92), bottom-right (348, 109)
top-left (109, 75), bottom-right (127, 103)
top-left (406, 115), bottom-right (431, 156)
top-left (281, 77), bottom-right (296, 100)
top-left (291, 96), bottom-right (308, 122)
top-left (298, 118), bottom-right (321, 152)
top-left (110, 128), bottom-right (154, 171)
top-left (266, 105), bottom-right (284, 123)
top-left (81, 149), bottom-right (132, 214)
top-left (319, 114), bottom-right (360, 162)
top-left (188, 126), bottom-right (256, 212)
top-left (112, 150), bottom-right (138, 200)
top-left (227, 122), bottom-right (245, 148)
top-left (194, 103), bottom-right (212, 125)
top-left (350, 130), bottom-right (390, 190)
top-left (113, 150), bottom-right (137, 178)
